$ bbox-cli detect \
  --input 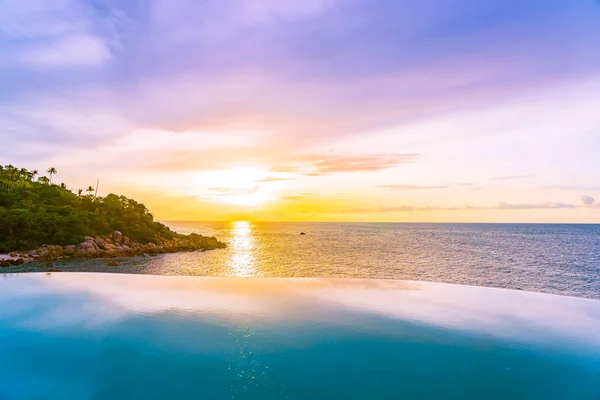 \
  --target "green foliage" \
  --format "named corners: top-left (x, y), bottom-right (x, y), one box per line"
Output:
top-left (0, 165), bottom-right (177, 251)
